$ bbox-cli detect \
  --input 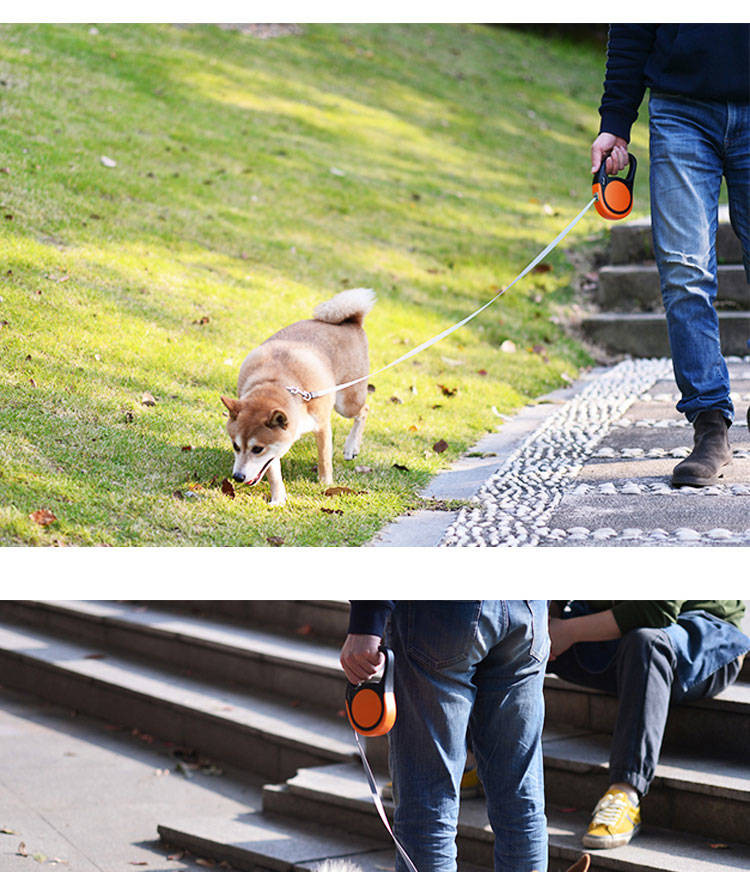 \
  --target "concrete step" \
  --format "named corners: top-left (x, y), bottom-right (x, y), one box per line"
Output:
top-left (609, 208), bottom-right (744, 265)
top-left (597, 264), bottom-right (749, 312)
top-left (260, 762), bottom-right (750, 871)
top-left (266, 723), bottom-right (749, 847)
top-left (543, 674), bottom-right (750, 757)
top-left (142, 600), bottom-right (350, 643)
top-left (580, 312), bottom-right (750, 357)
top-left (0, 621), bottom-right (356, 782)
top-left (0, 600), bottom-right (347, 710)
